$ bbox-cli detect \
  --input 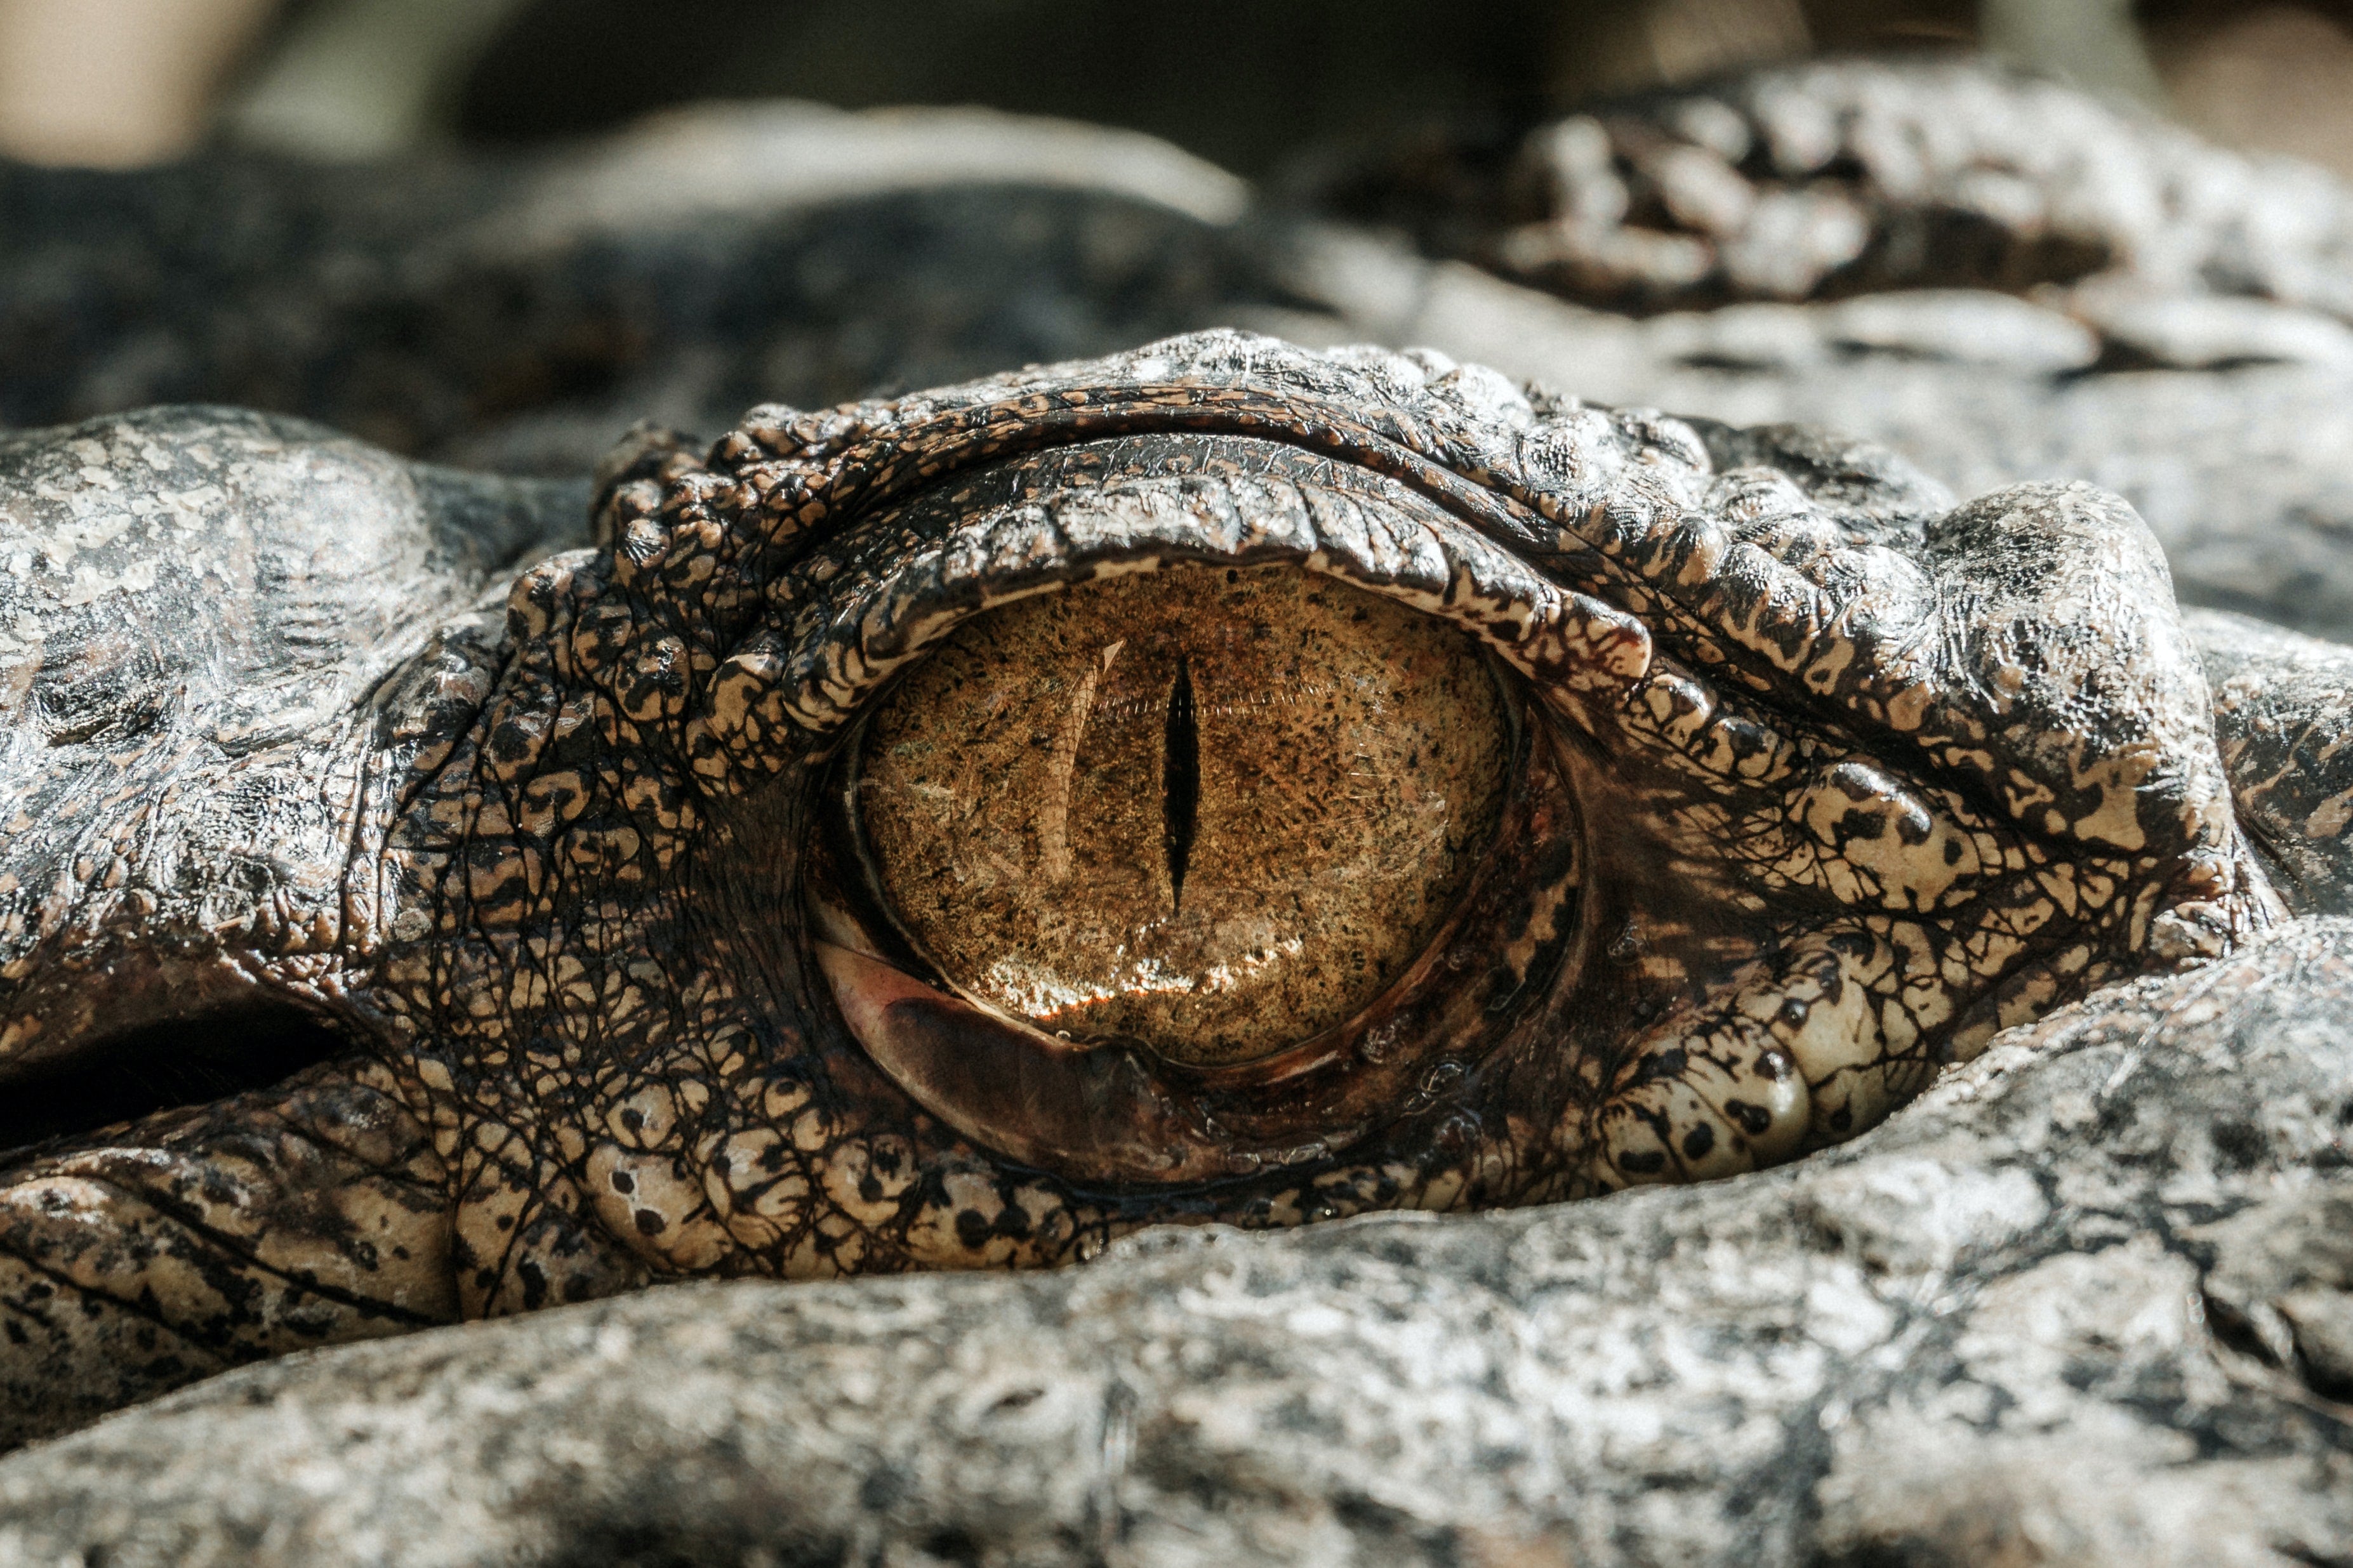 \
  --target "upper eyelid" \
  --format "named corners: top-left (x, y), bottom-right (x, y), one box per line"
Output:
top-left (746, 437), bottom-right (1638, 741)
